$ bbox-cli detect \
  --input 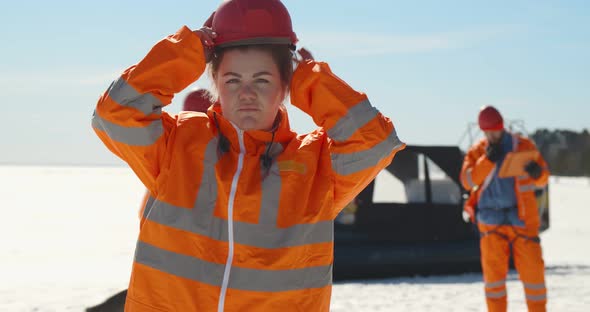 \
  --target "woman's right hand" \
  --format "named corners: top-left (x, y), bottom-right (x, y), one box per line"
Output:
top-left (193, 27), bottom-right (217, 61)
